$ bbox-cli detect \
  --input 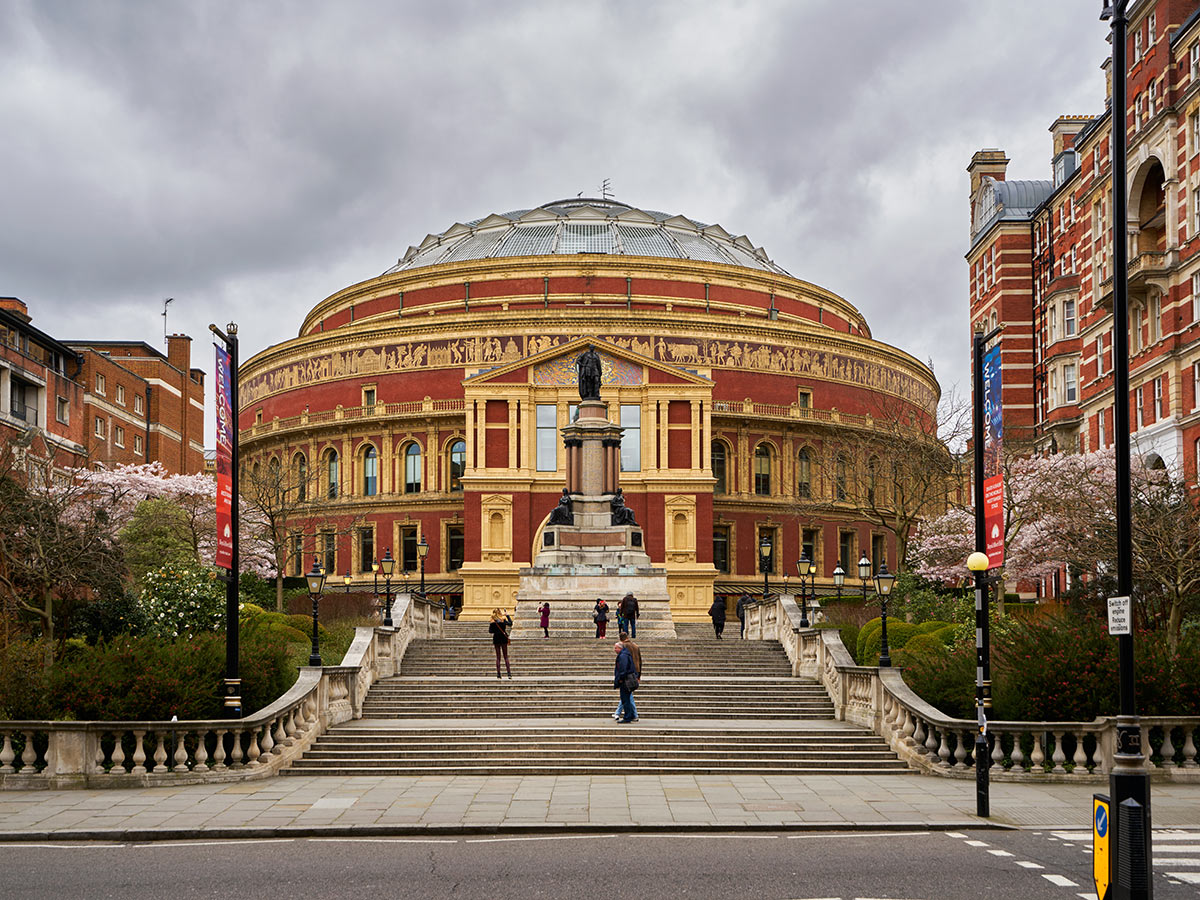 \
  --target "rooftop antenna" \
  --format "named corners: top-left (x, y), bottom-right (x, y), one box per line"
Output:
top-left (162, 297), bottom-right (174, 346)
top-left (600, 179), bottom-right (612, 201)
